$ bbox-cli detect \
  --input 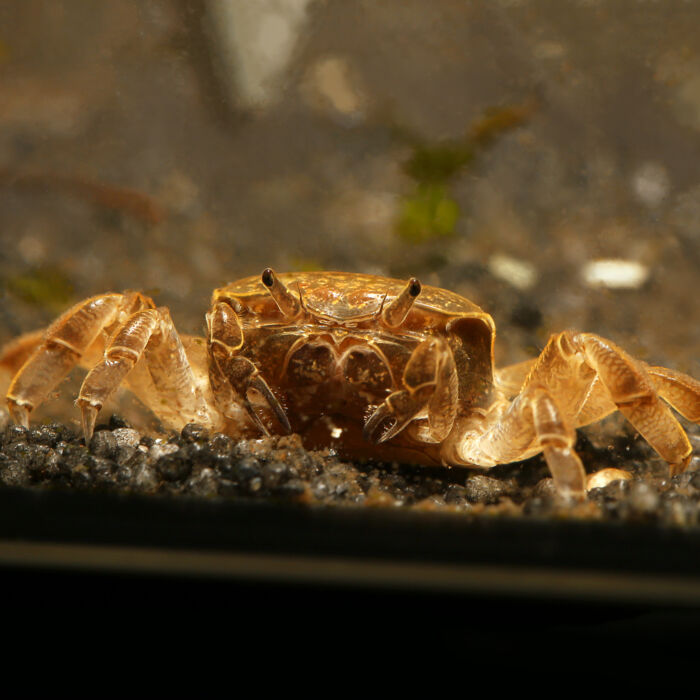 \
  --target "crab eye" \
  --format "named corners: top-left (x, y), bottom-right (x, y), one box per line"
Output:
top-left (382, 277), bottom-right (421, 328)
top-left (261, 268), bottom-right (301, 318)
